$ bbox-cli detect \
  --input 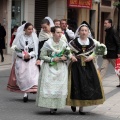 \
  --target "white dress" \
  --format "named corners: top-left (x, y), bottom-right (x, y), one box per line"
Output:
top-left (36, 38), bottom-right (69, 108)
top-left (15, 34), bottom-right (39, 92)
